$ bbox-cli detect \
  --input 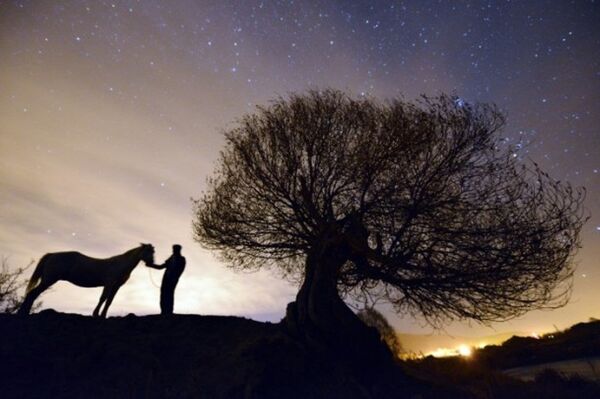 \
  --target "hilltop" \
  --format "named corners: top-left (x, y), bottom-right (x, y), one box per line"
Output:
top-left (0, 310), bottom-right (438, 399)
top-left (2, 311), bottom-right (600, 399)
